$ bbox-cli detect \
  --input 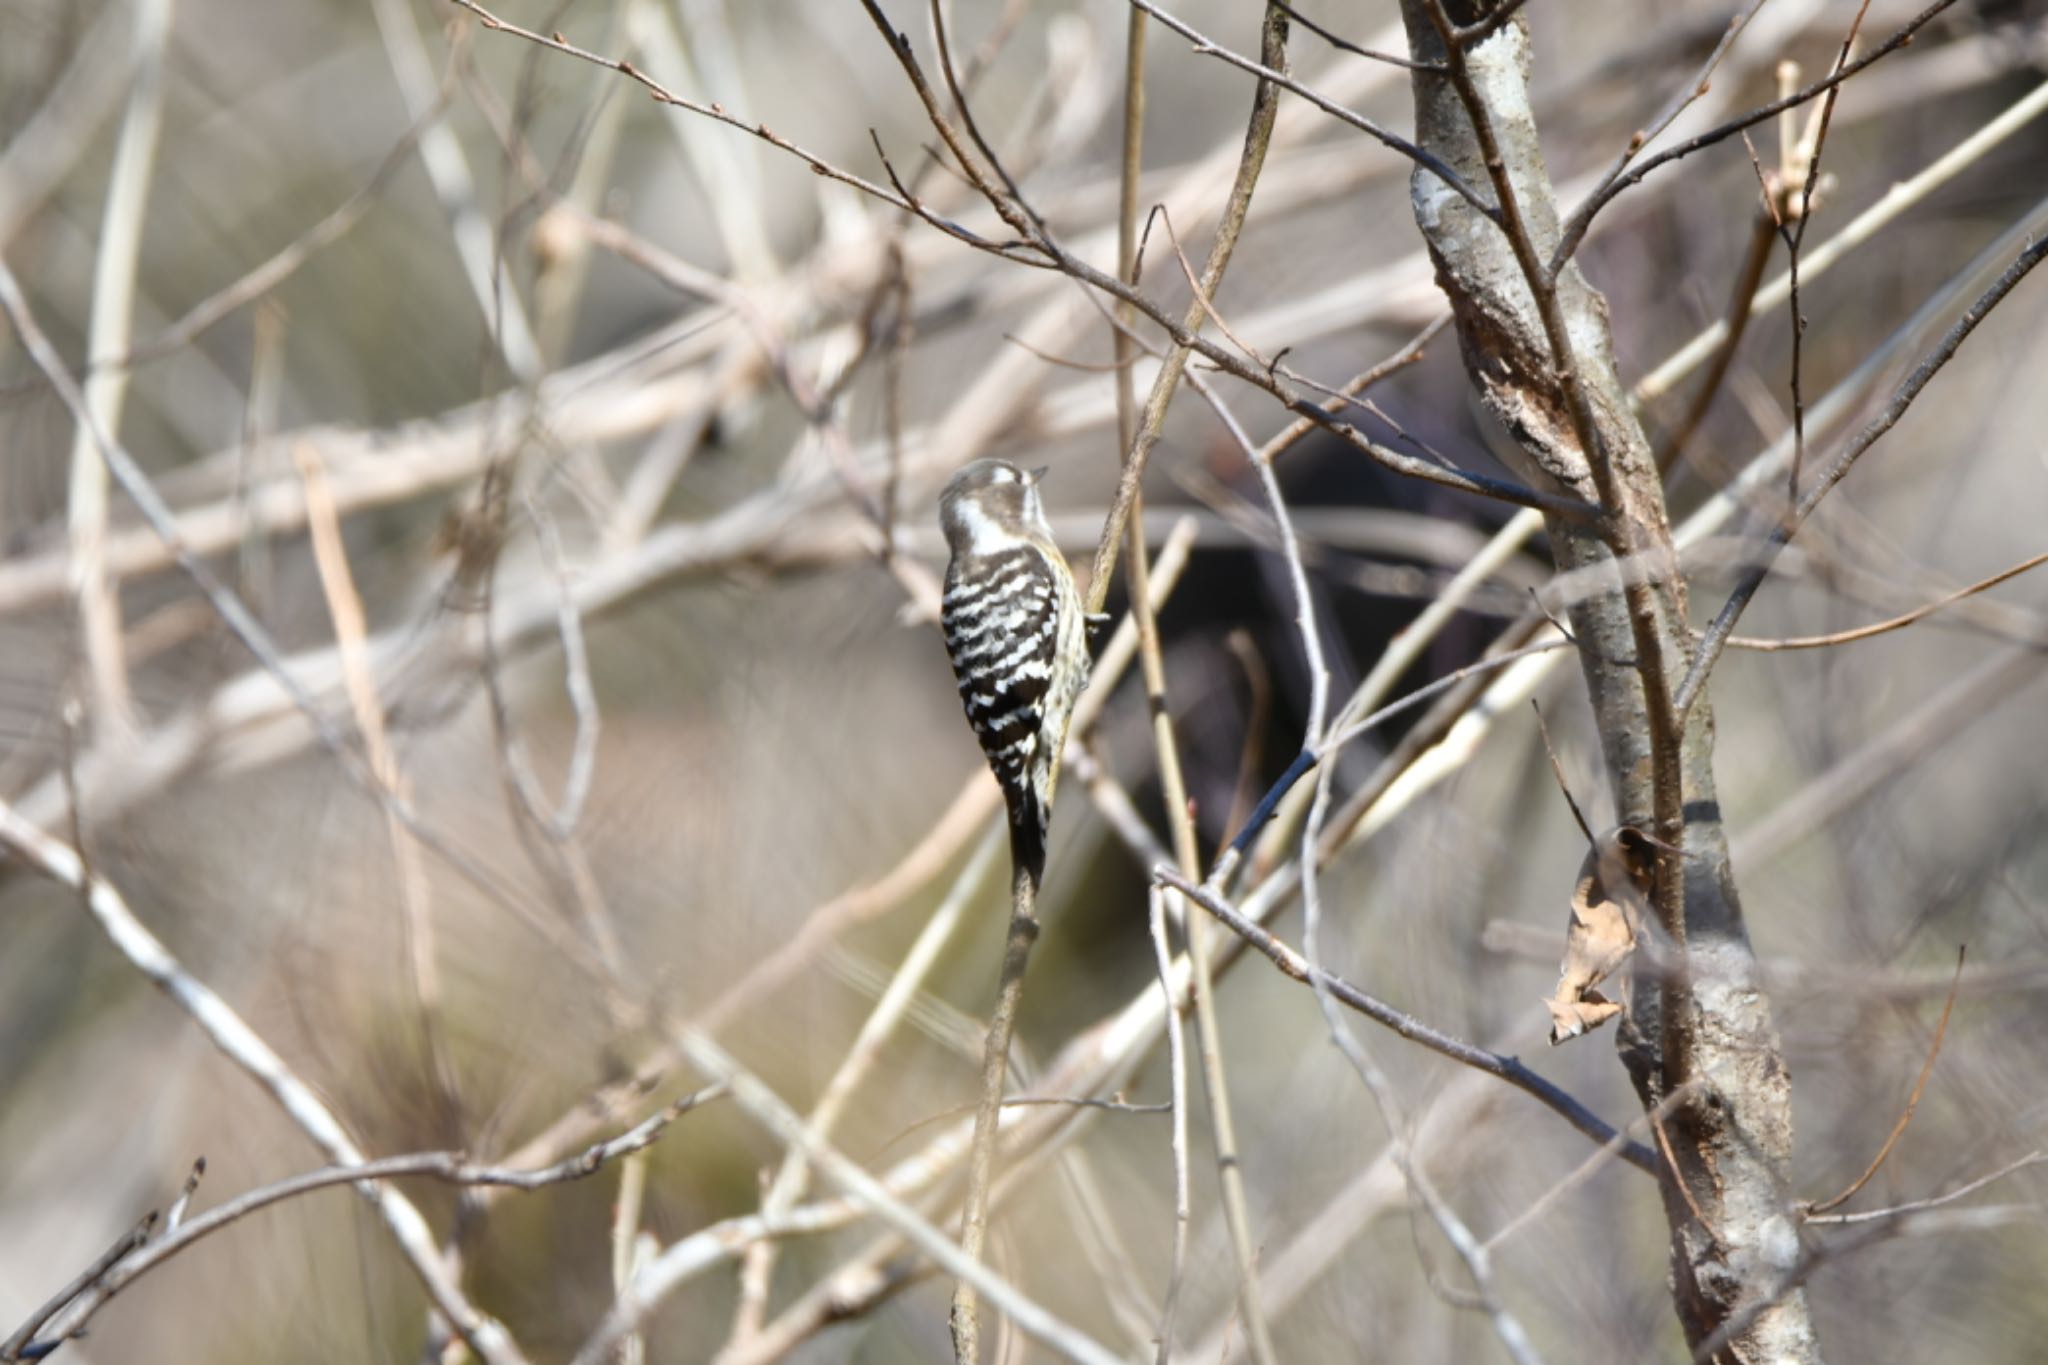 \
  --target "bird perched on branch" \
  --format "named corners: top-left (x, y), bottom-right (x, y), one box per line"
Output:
top-left (938, 460), bottom-right (1091, 886)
